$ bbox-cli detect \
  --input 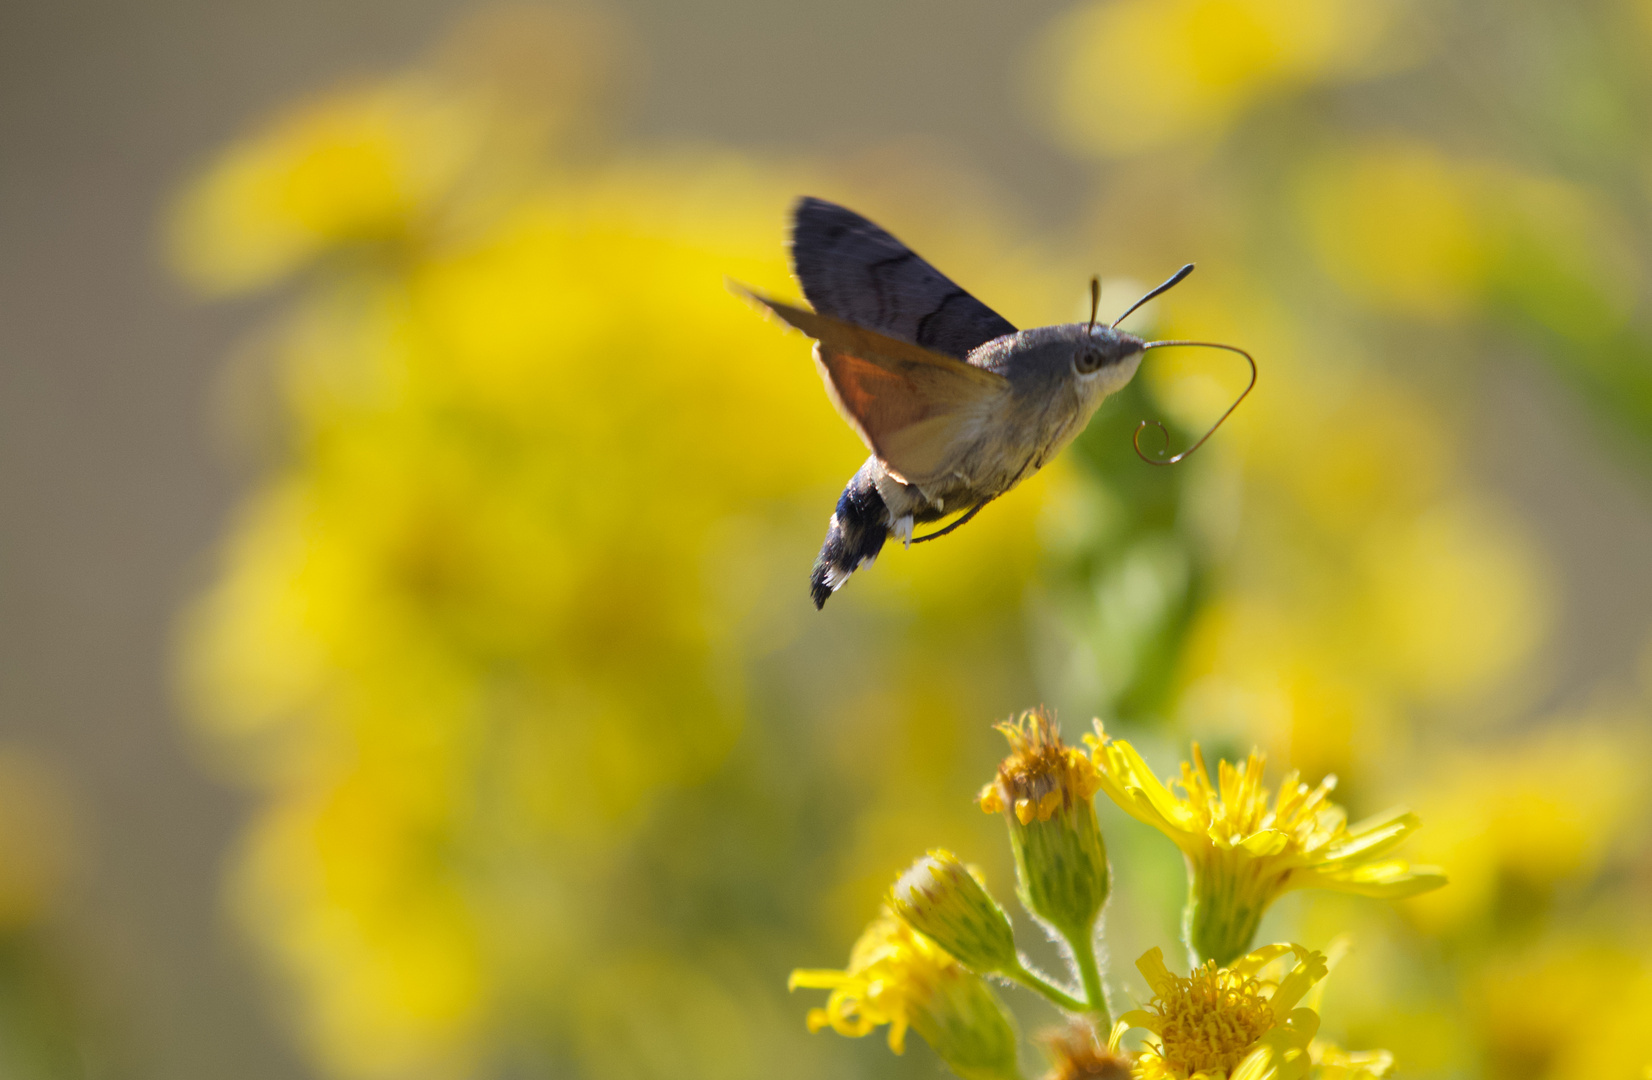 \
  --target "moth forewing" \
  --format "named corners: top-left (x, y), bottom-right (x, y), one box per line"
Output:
top-left (790, 196), bottom-right (1018, 360)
